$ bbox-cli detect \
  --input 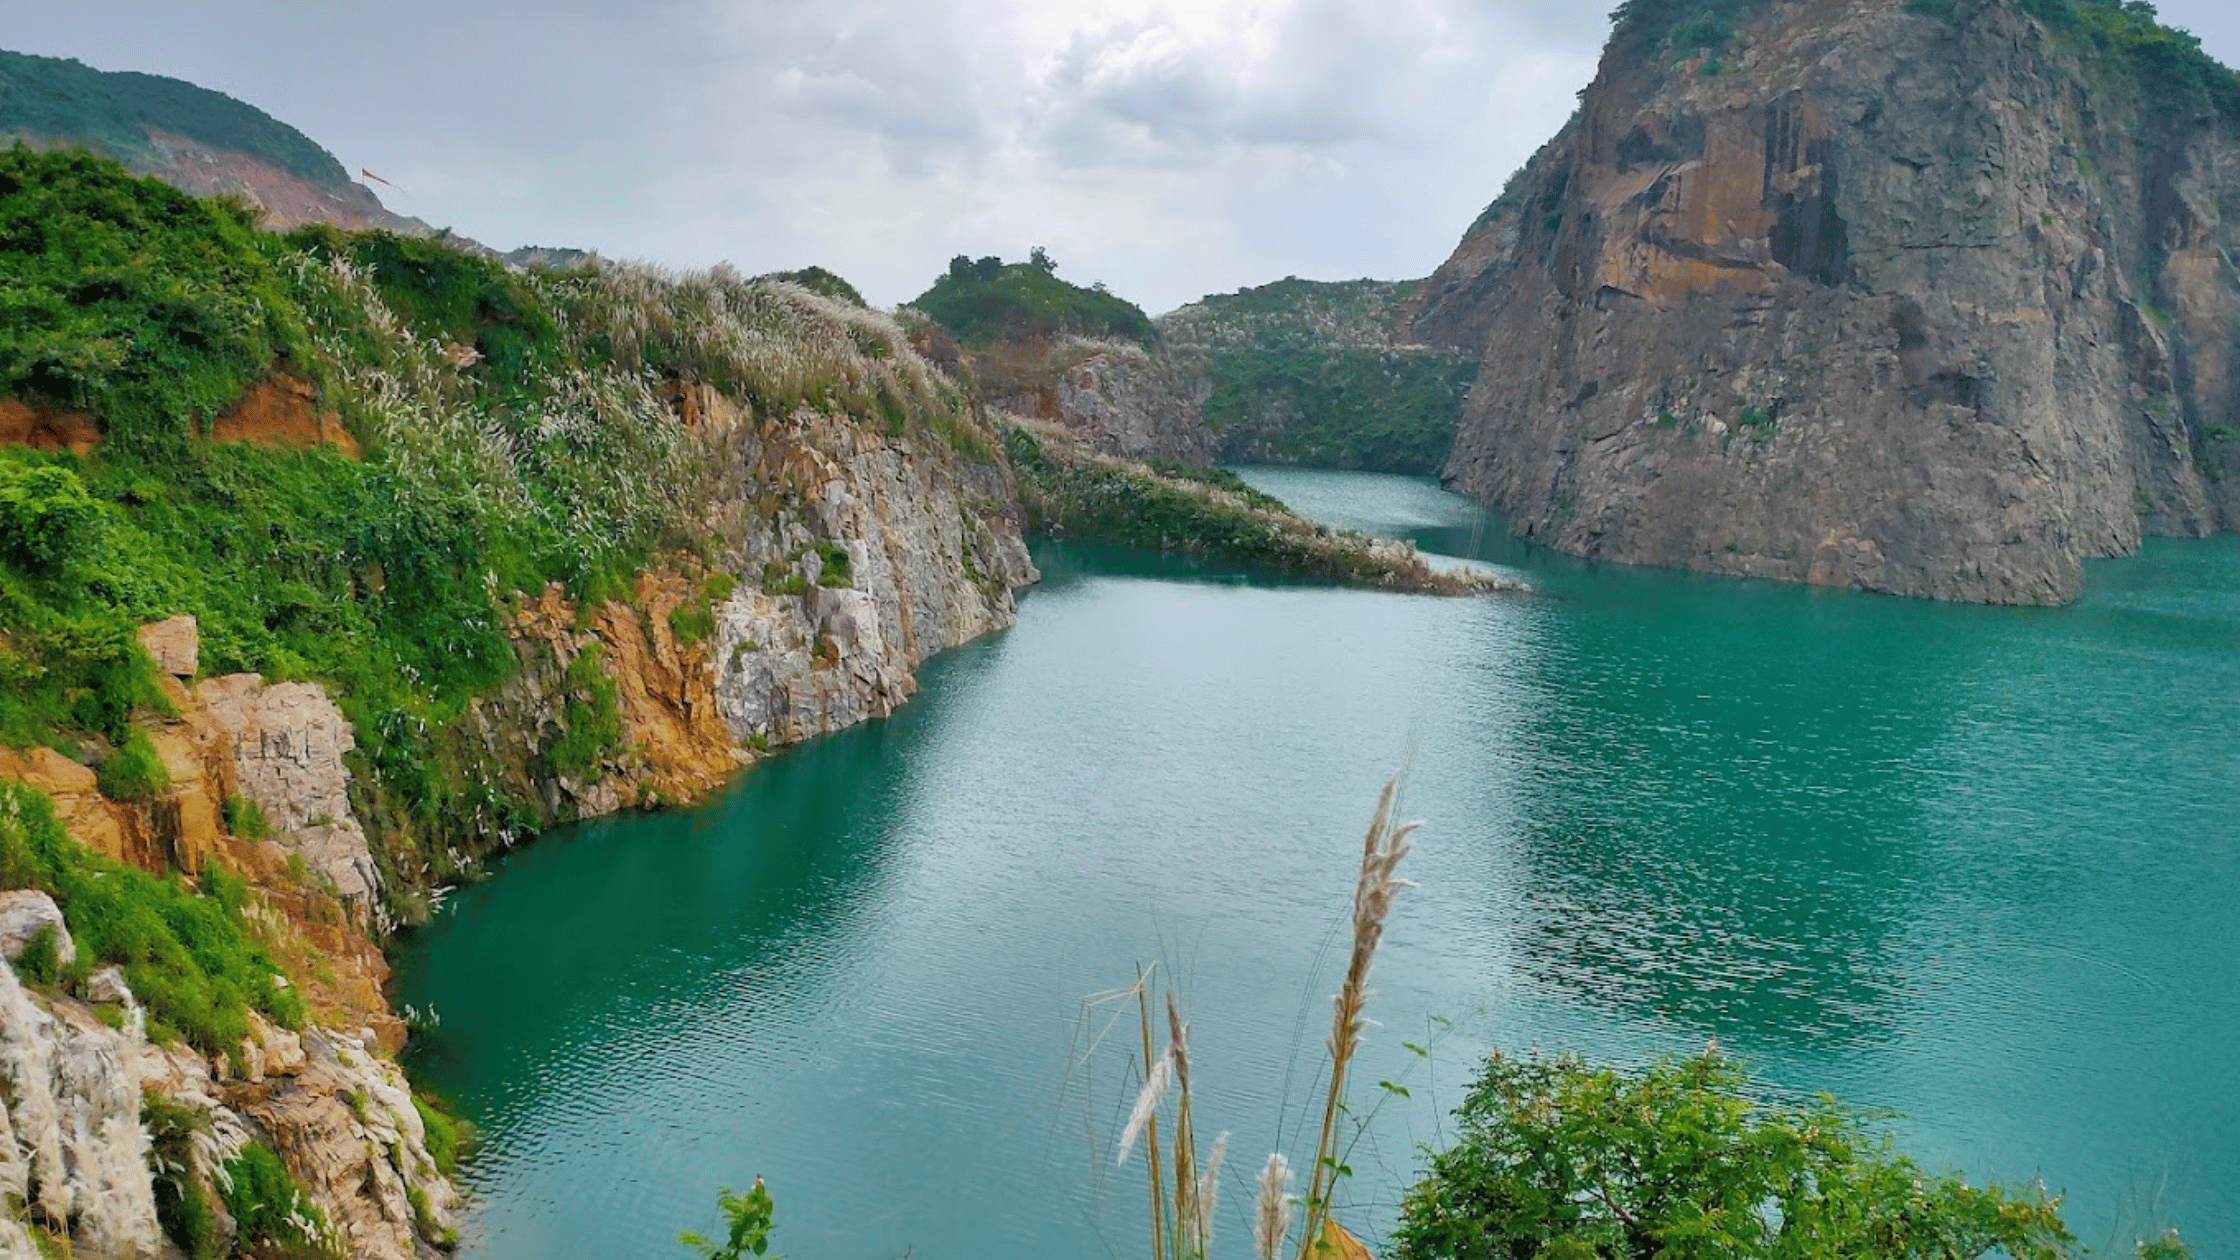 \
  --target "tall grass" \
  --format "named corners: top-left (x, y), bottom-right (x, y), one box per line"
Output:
top-left (1108, 772), bottom-right (1416, 1260)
